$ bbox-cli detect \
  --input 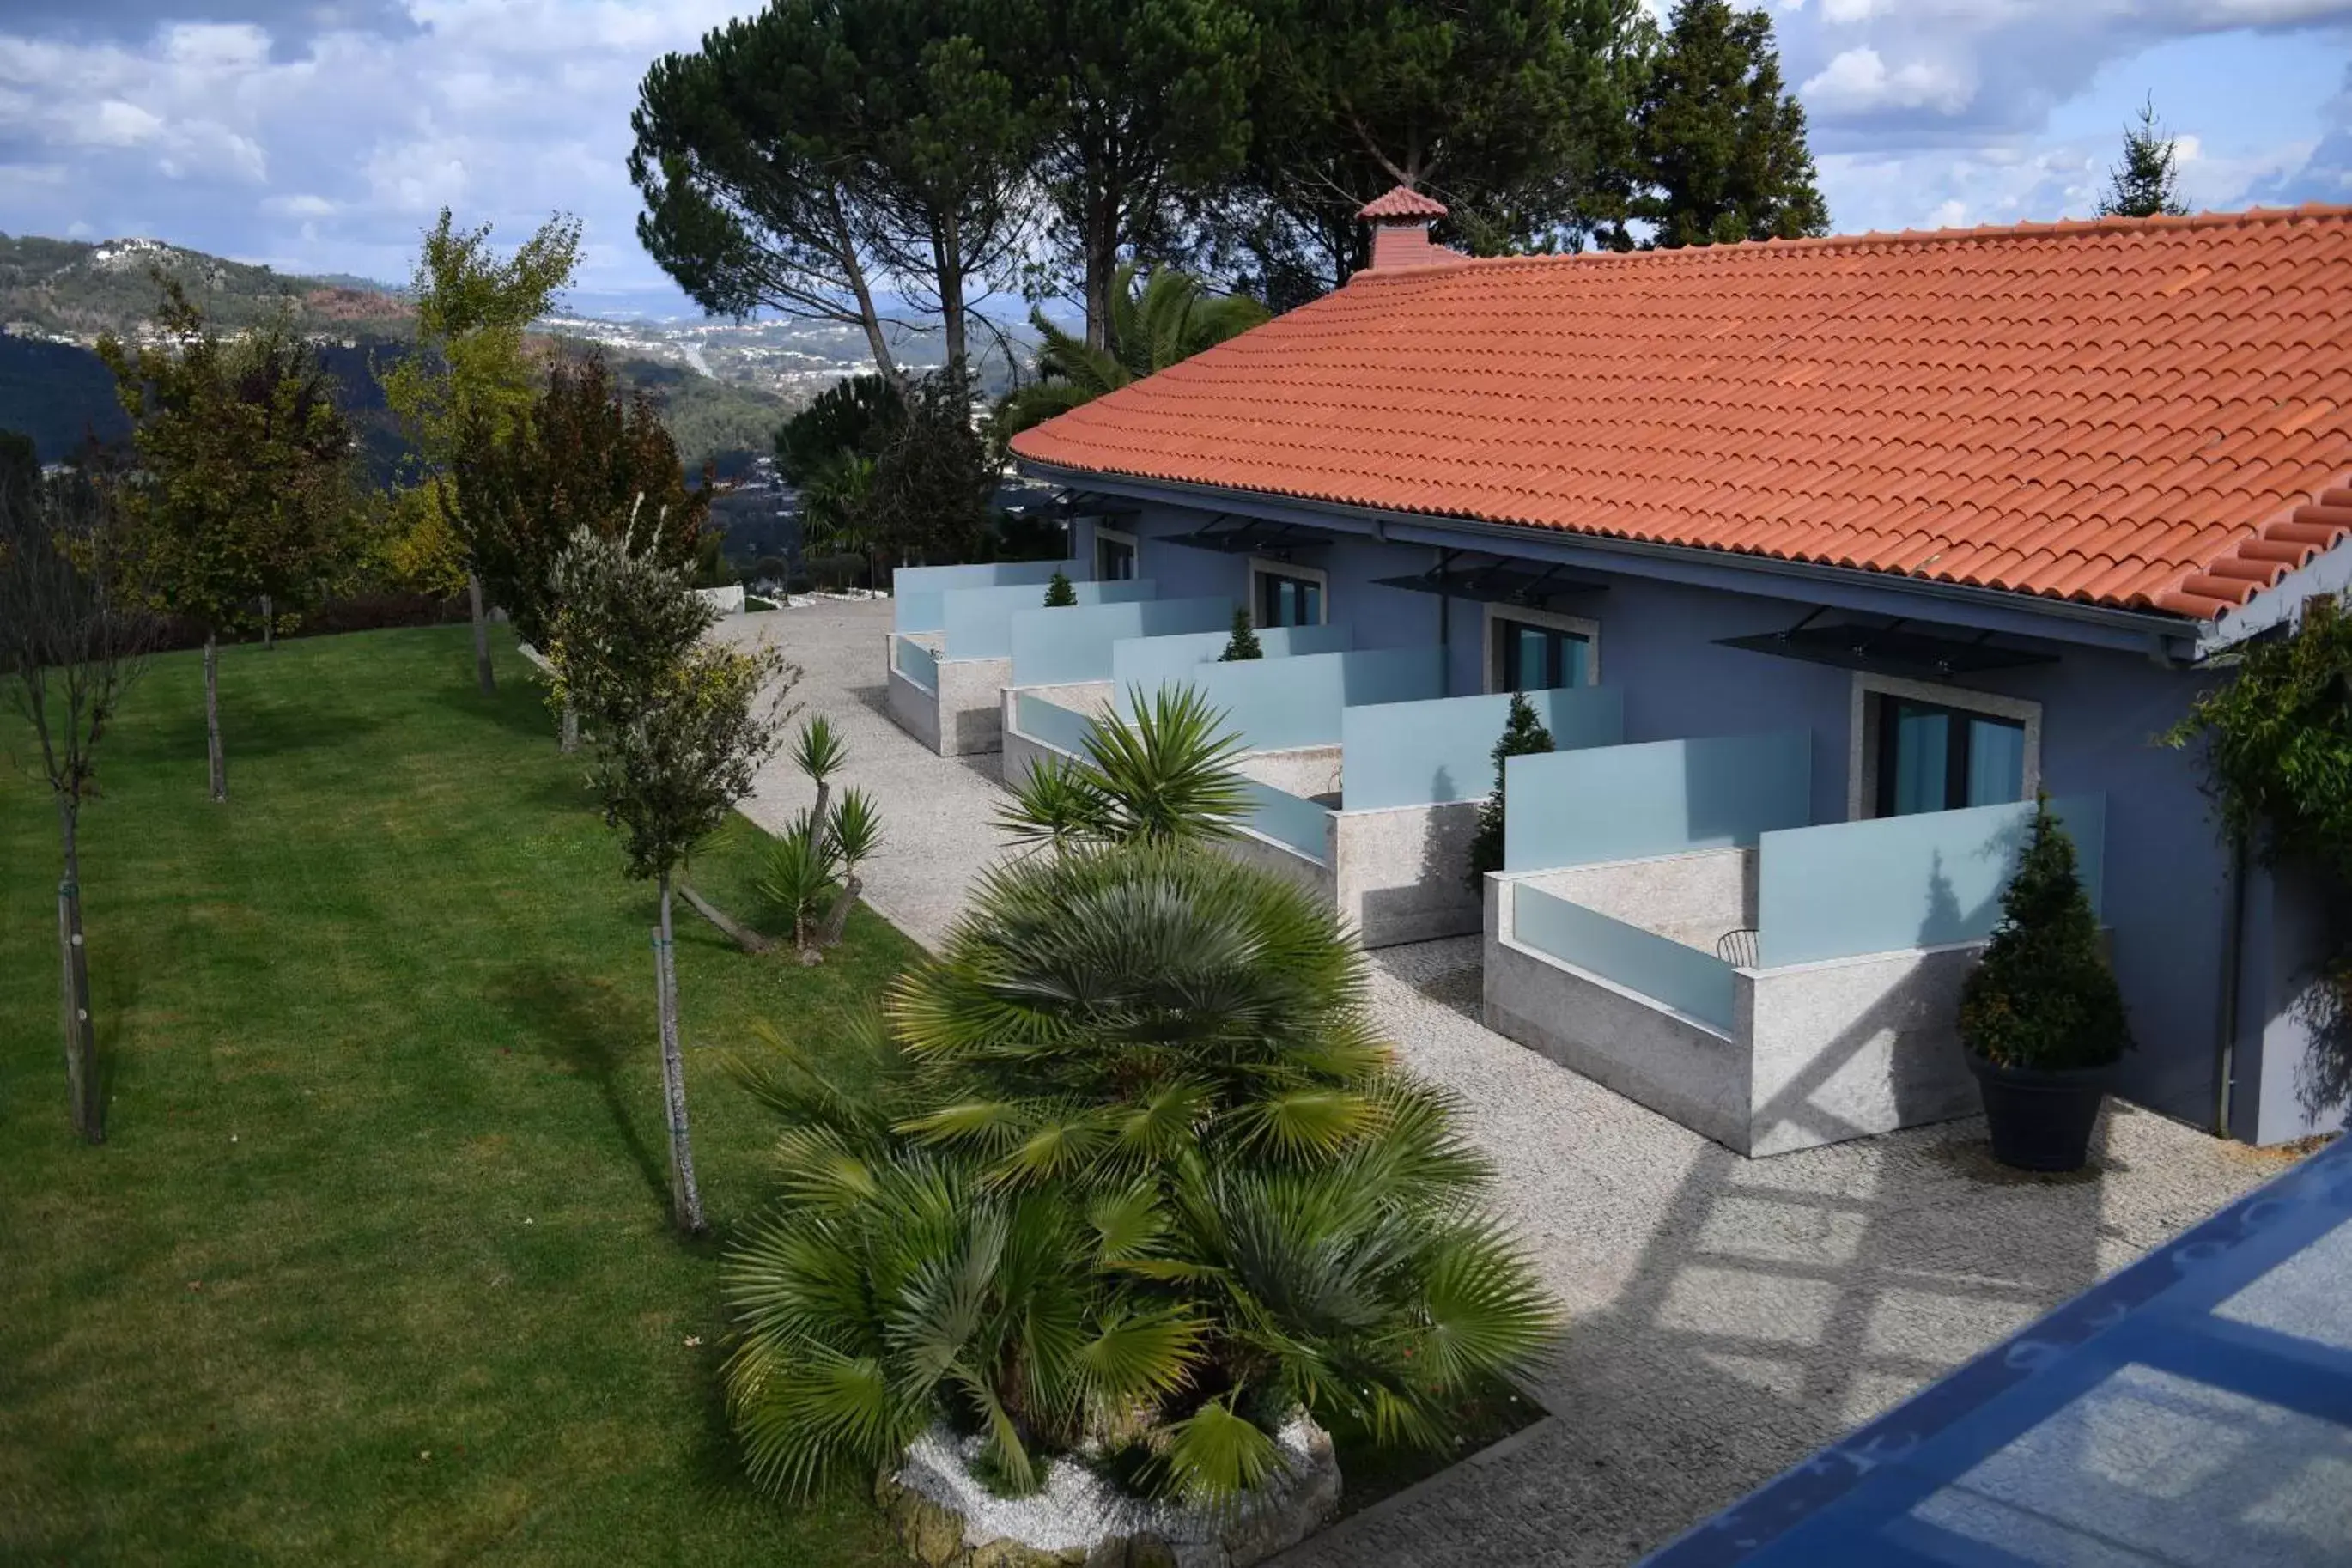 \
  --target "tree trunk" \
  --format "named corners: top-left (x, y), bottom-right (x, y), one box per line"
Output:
top-left (677, 881), bottom-right (774, 956)
top-left (816, 871), bottom-right (862, 949)
top-left (560, 699), bottom-right (580, 754)
top-left (468, 572), bottom-right (495, 696)
top-left (57, 800), bottom-right (102, 1144)
top-left (653, 875), bottom-right (707, 1234)
top-left (261, 594), bottom-right (276, 651)
top-left (203, 629), bottom-right (227, 803)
